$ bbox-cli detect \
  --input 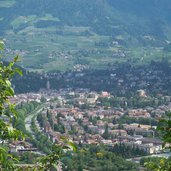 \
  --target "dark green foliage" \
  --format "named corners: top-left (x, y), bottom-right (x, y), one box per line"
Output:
top-left (110, 143), bottom-right (147, 158)
top-left (30, 116), bottom-right (52, 154)
top-left (118, 115), bottom-right (158, 126)
top-left (62, 145), bottom-right (138, 171)
top-left (12, 70), bottom-right (46, 93)
top-left (102, 124), bottom-right (110, 139)
top-left (37, 112), bottom-right (44, 127)
top-left (54, 123), bottom-right (65, 133)
top-left (13, 101), bottom-right (39, 133)
top-left (12, 60), bottom-right (171, 97)
top-left (16, 152), bottom-right (41, 164)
